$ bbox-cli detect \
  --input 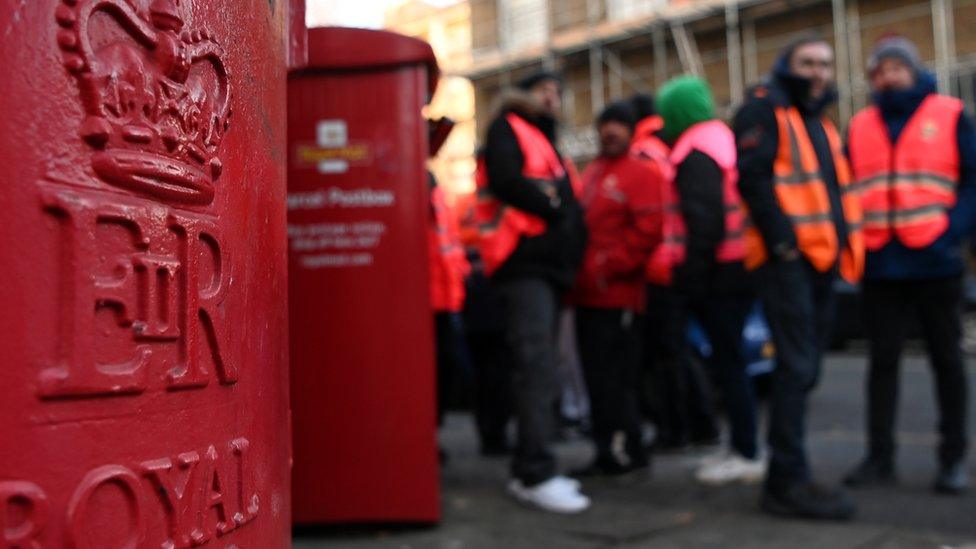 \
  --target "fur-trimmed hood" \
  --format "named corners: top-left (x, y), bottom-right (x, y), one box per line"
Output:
top-left (483, 88), bottom-right (558, 143)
